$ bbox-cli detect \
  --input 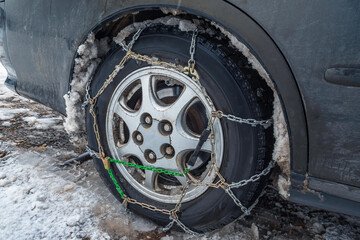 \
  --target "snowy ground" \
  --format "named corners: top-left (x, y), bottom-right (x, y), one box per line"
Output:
top-left (0, 64), bottom-right (359, 240)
